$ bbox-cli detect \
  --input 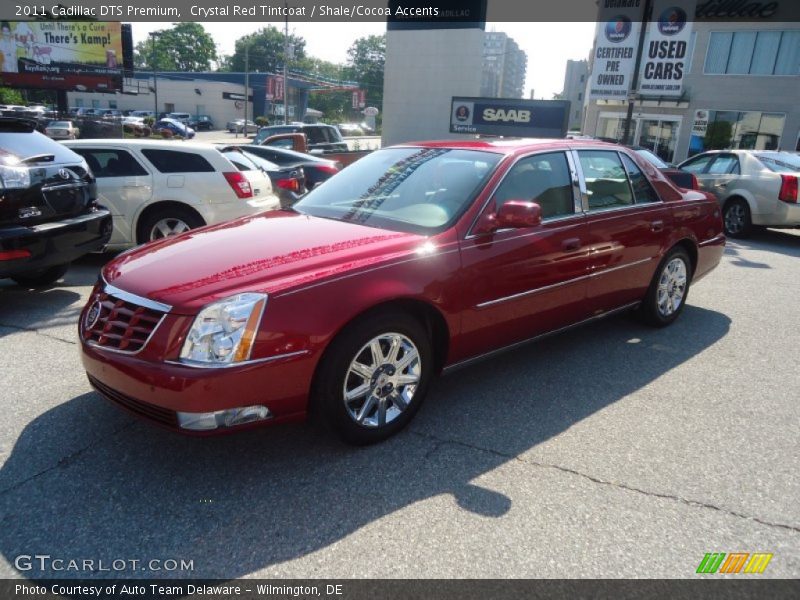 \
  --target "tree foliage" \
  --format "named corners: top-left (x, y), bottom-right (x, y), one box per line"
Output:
top-left (134, 23), bottom-right (217, 72)
top-left (0, 87), bottom-right (25, 105)
top-left (345, 34), bottom-right (386, 110)
top-left (222, 26), bottom-right (306, 73)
